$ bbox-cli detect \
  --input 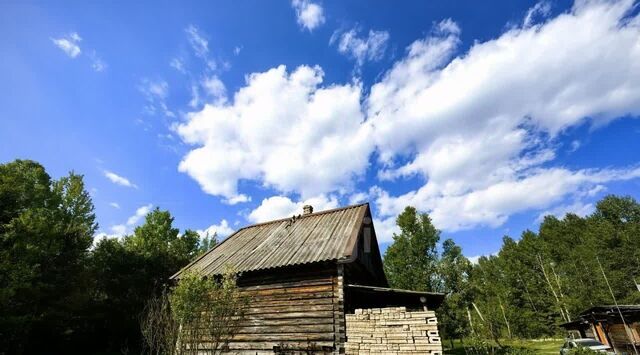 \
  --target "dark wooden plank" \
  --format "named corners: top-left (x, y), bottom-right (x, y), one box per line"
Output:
top-left (244, 303), bottom-right (334, 315)
top-left (247, 297), bottom-right (334, 308)
top-left (241, 284), bottom-right (333, 296)
top-left (242, 310), bottom-right (334, 320)
top-left (237, 264), bottom-right (337, 287)
top-left (236, 317), bottom-right (334, 327)
top-left (232, 332), bottom-right (334, 342)
top-left (240, 278), bottom-right (333, 291)
top-left (235, 324), bottom-right (334, 334)
top-left (225, 341), bottom-right (334, 350)
top-left (244, 291), bottom-right (334, 303)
